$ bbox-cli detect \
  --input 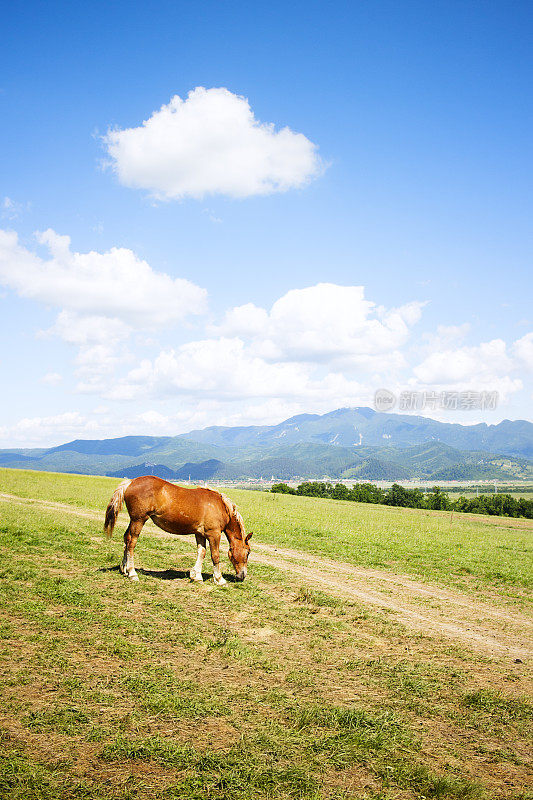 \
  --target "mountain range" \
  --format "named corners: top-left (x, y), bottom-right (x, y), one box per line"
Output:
top-left (1, 407), bottom-right (532, 482)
